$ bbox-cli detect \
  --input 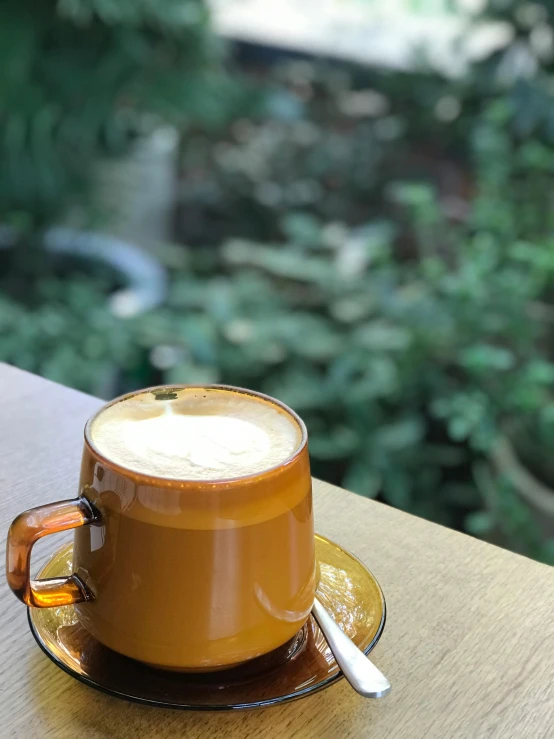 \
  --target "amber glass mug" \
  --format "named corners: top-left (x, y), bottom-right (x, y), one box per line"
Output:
top-left (6, 386), bottom-right (315, 670)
